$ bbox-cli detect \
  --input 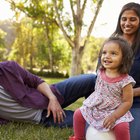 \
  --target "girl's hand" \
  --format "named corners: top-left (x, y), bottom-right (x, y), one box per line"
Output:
top-left (103, 115), bottom-right (116, 130)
